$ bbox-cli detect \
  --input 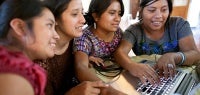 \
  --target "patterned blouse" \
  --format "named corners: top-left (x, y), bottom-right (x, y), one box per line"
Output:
top-left (73, 27), bottom-right (123, 58)
top-left (0, 46), bottom-right (46, 95)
